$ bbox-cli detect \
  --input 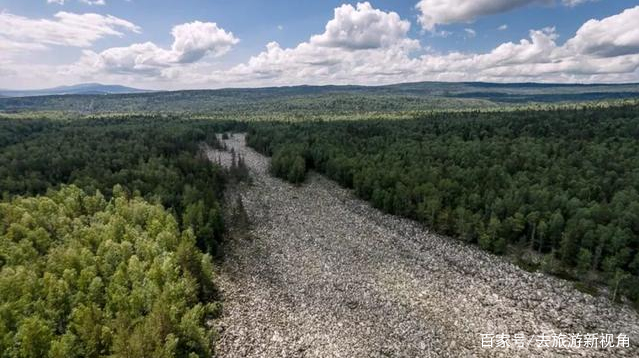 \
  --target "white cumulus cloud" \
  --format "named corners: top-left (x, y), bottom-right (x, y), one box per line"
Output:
top-left (309, 2), bottom-right (415, 50)
top-left (563, 5), bottom-right (639, 57)
top-left (213, 5), bottom-right (639, 87)
top-left (5, 2), bottom-right (639, 89)
top-left (220, 2), bottom-right (419, 86)
top-left (171, 21), bottom-right (239, 62)
top-left (75, 21), bottom-right (238, 75)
